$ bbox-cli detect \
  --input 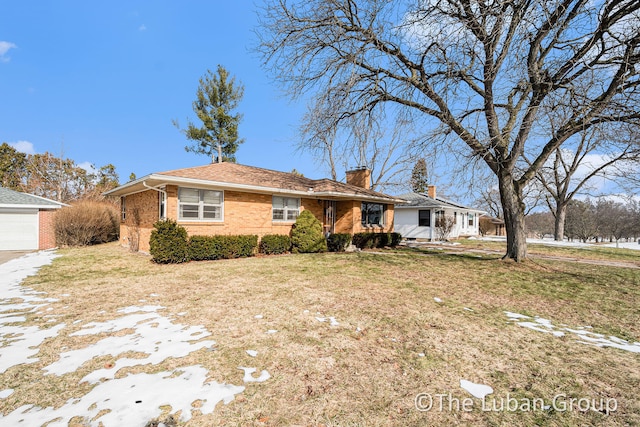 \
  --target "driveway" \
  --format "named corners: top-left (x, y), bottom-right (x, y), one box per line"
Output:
top-left (0, 251), bottom-right (31, 265)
